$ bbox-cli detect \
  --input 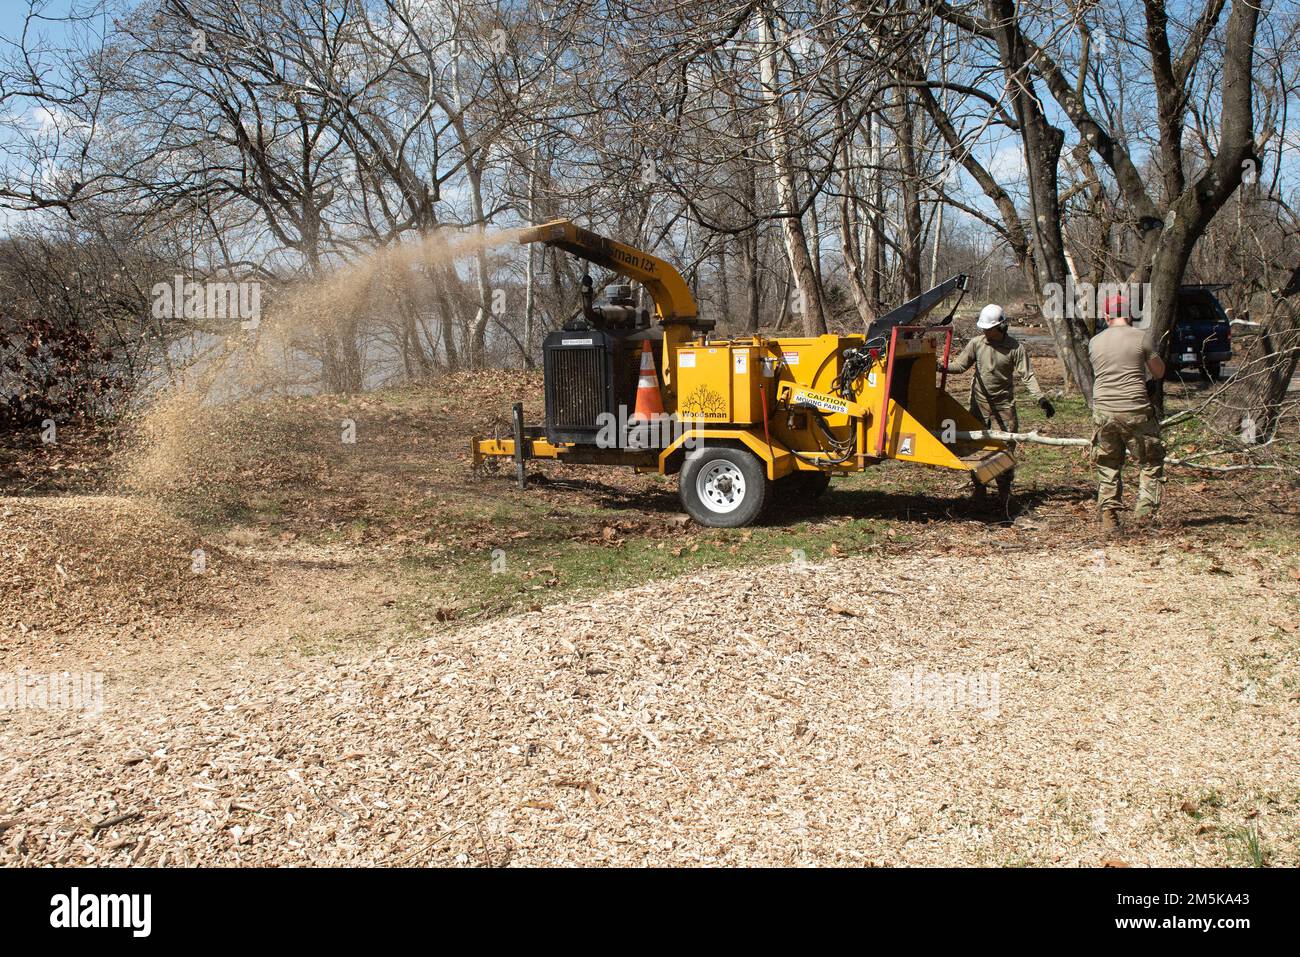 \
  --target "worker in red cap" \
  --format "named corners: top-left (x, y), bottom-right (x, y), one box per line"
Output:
top-left (1088, 293), bottom-right (1166, 534)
